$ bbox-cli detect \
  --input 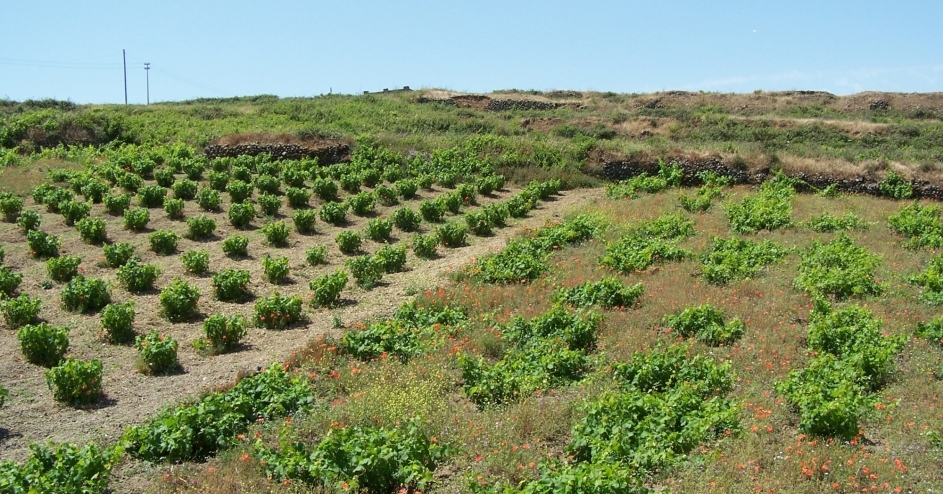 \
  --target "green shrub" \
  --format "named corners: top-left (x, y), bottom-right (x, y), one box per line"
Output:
top-left (201, 314), bottom-right (248, 354)
top-left (149, 229), bottom-right (179, 255)
top-left (391, 207), bottom-right (422, 232)
top-left (257, 193), bottom-right (281, 216)
top-left (725, 179), bottom-right (794, 233)
top-left (154, 167), bottom-right (176, 187)
top-left (910, 253), bottom-right (943, 304)
top-left (103, 193), bottom-right (131, 215)
top-left (17, 323), bottom-right (69, 367)
top-left (679, 184), bottom-right (723, 212)
top-left (437, 192), bottom-right (462, 214)
top-left (506, 192), bottom-right (536, 218)
top-left (309, 271), bottom-right (347, 308)
top-left (336, 230), bottom-right (362, 254)
top-left (103, 242), bottom-right (135, 268)
top-left (346, 255), bottom-right (384, 289)
top-left (806, 212), bottom-right (869, 232)
top-left (207, 170), bottom-right (229, 191)
top-left (222, 235), bottom-right (249, 258)
top-left (700, 236), bottom-right (789, 285)
top-left (194, 187), bottom-right (222, 211)
top-left (285, 186), bottom-right (311, 208)
top-left (164, 197), bottom-right (185, 219)
top-left (375, 244), bottom-right (407, 273)
top-left (228, 202), bottom-right (255, 229)
top-left (0, 266), bottom-right (23, 297)
top-left (482, 202), bottom-right (510, 228)
top-left (364, 218), bottom-right (393, 242)
top-left (181, 249), bottom-right (210, 275)
top-left (606, 161), bottom-right (683, 198)
top-left (16, 209), bottom-right (41, 231)
top-left (45, 359), bottom-right (103, 405)
top-left (172, 179), bottom-right (198, 200)
top-left (793, 234), bottom-right (883, 299)
top-left (262, 220), bottom-right (290, 247)
top-left (411, 233), bottom-right (439, 259)
top-left (46, 255), bottom-right (81, 282)
top-left (282, 166), bottom-right (307, 188)
top-left (227, 179), bottom-right (253, 203)
top-left (137, 185), bottom-right (167, 208)
top-left (253, 292), bottom-right (304, 330)
top-left (58, 200), bottom-right (91, 226)
top-left (76, 217), bottom-right (107, 244)
top-left (81, 180), bottom-right (109, 203)
top-left (0, 193), bottom-right (23, 221)
top-left (464, 210), bottom-right (493, 236)
top-left (339, 173), bottom-right (361, 193)
top-left (291, 209), bottom-right (316, 234)
top-left (916, 317), bottom-right (943, 346)
top-left (61, 276), bottom-right (110, 313)
top-left (99, 301), bottom-right (135, 344)
top-left (558, 277), bottom-right (644, 309)
top-left (305, 245), bottom-right (328, 266)
top-left (186, 215), bottom-right (216, 240)
top-left (262, 254), bottom-right (290, 284)
top-left (159, 278), bottom-right (201, 322)
top-left (319, 201), bottom-right (348, 225)
top-left (664, 304), bottom-right (746, 346)
top-left (2, 293), bottom-right (41, 328)
top-left (375, 184), bottom-right (399, 206)
top-left (347, 192), bottom-right (376, 216)
top-left (123, 207), bottom-right (150, 231)
top-left (887, 203), bottom-right (943, 249)
top-left (437, 222), bottom-right (467, 248)
top-left (231, 165), bottom-right (252, 182)
top-left (601, 213), bottom-right (694, 273)
top-left (0, 442), bottom-right (119, 493)
top-left (253, 175), bottom-right (281, 196)
top-left (311, 178), bottom-right (338, 202)
top-left (419, 199), bottom-right (445, 222)
top-left (879, 171), bottom-right (913, 199)
top-left (135, 332), bottom-right (179, 375)
top-left (118, 172), bottom-right (144, 193)
top-left (361, 168), bottom-right (381, 187)
top-left (395, 178), bottom-right (418, 199)
top-left (213, 269), bottom-right (251, 302)
top-left (476, 174), bottom-right (504, 195)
